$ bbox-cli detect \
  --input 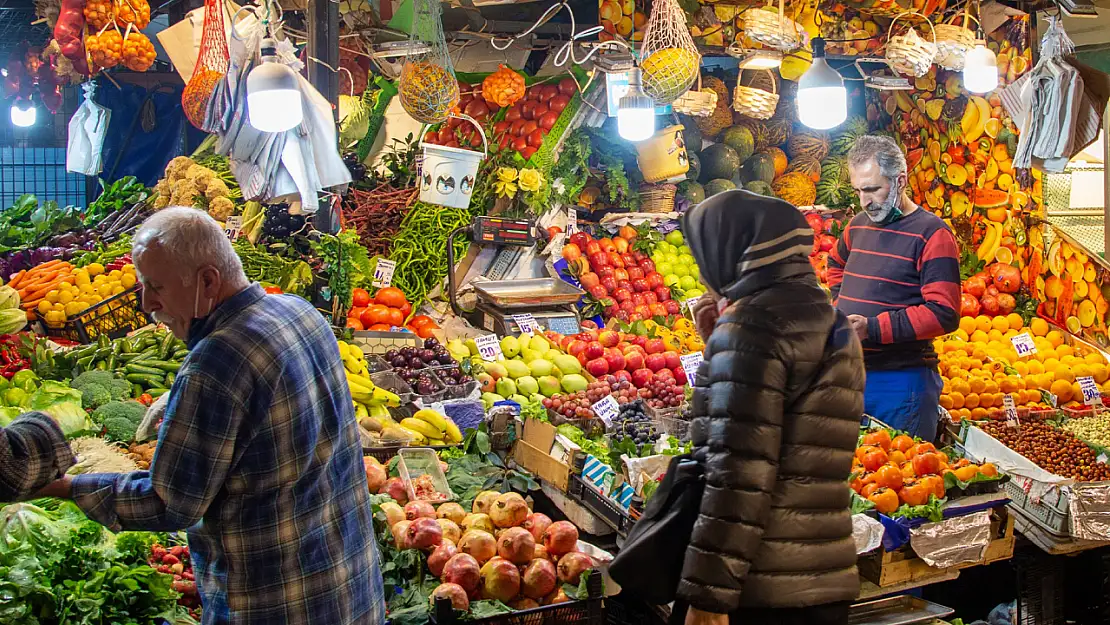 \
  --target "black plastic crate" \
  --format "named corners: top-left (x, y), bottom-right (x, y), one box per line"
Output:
top-left (568, 475), bottom-right (635, 537)
top-left (1014, 547), bottom-right (1065, 625)
top-left (36, 286), bottom-right (150, 344)
top-left (604, 593), bottom-right (668, 625)
top-left (430, 570), bottom-right (605, 625)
